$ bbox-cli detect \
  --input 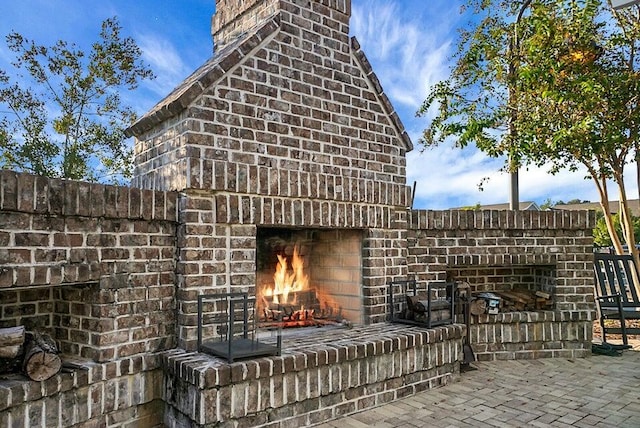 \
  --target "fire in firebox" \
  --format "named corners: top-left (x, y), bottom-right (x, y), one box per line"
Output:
top-left (258, 245), bottom-right (344, 328)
